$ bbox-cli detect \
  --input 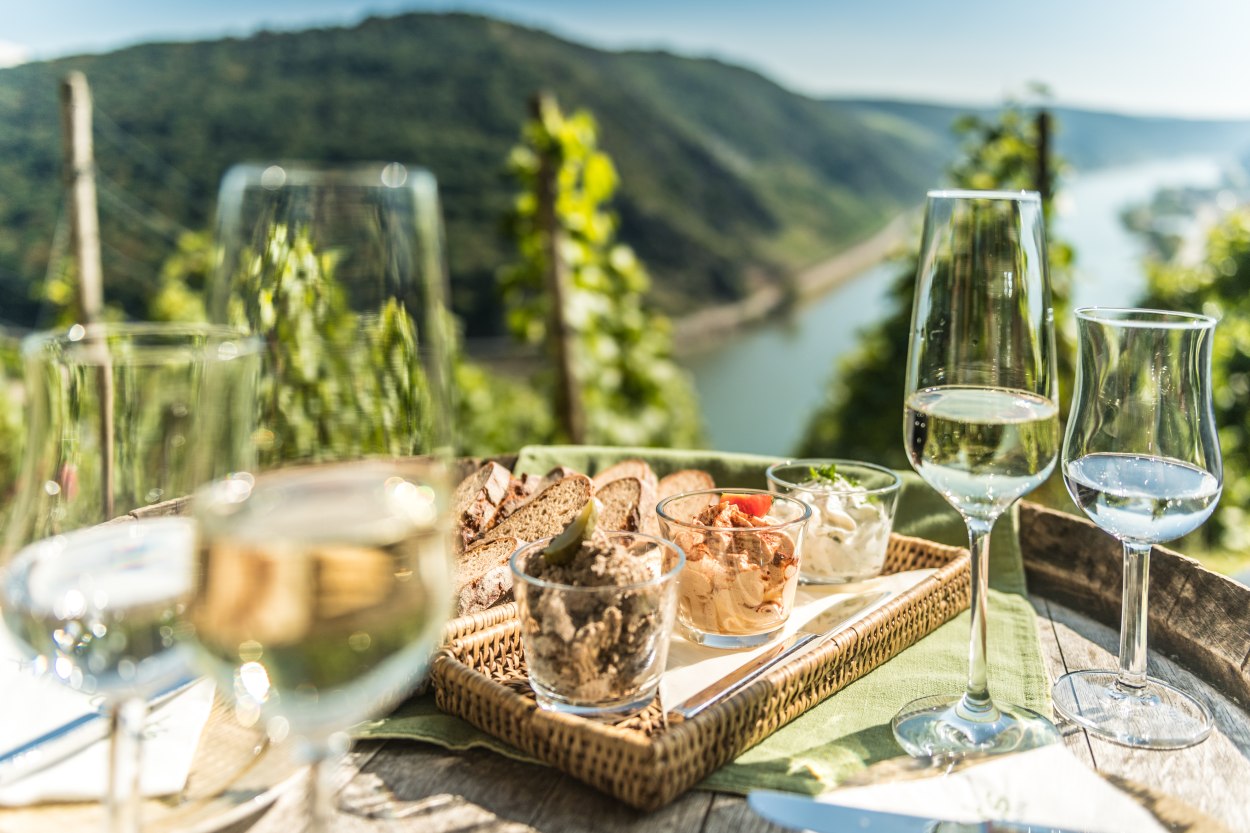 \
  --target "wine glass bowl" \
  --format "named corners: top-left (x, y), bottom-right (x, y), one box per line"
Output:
top-left (1053, 307), bottom-right (1220, 749)
top-left (210, 161), bottom-right (451, 467)
top-left (188, 461), bottom-right (453, 829)
top-left (894, 190), bottom-right (1061, 757)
